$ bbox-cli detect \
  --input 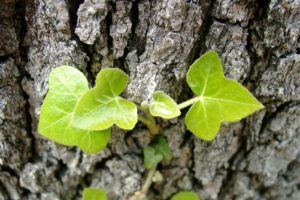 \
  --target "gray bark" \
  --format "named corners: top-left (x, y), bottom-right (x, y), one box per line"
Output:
top-left (0, 0), bottom-right (299, 199)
